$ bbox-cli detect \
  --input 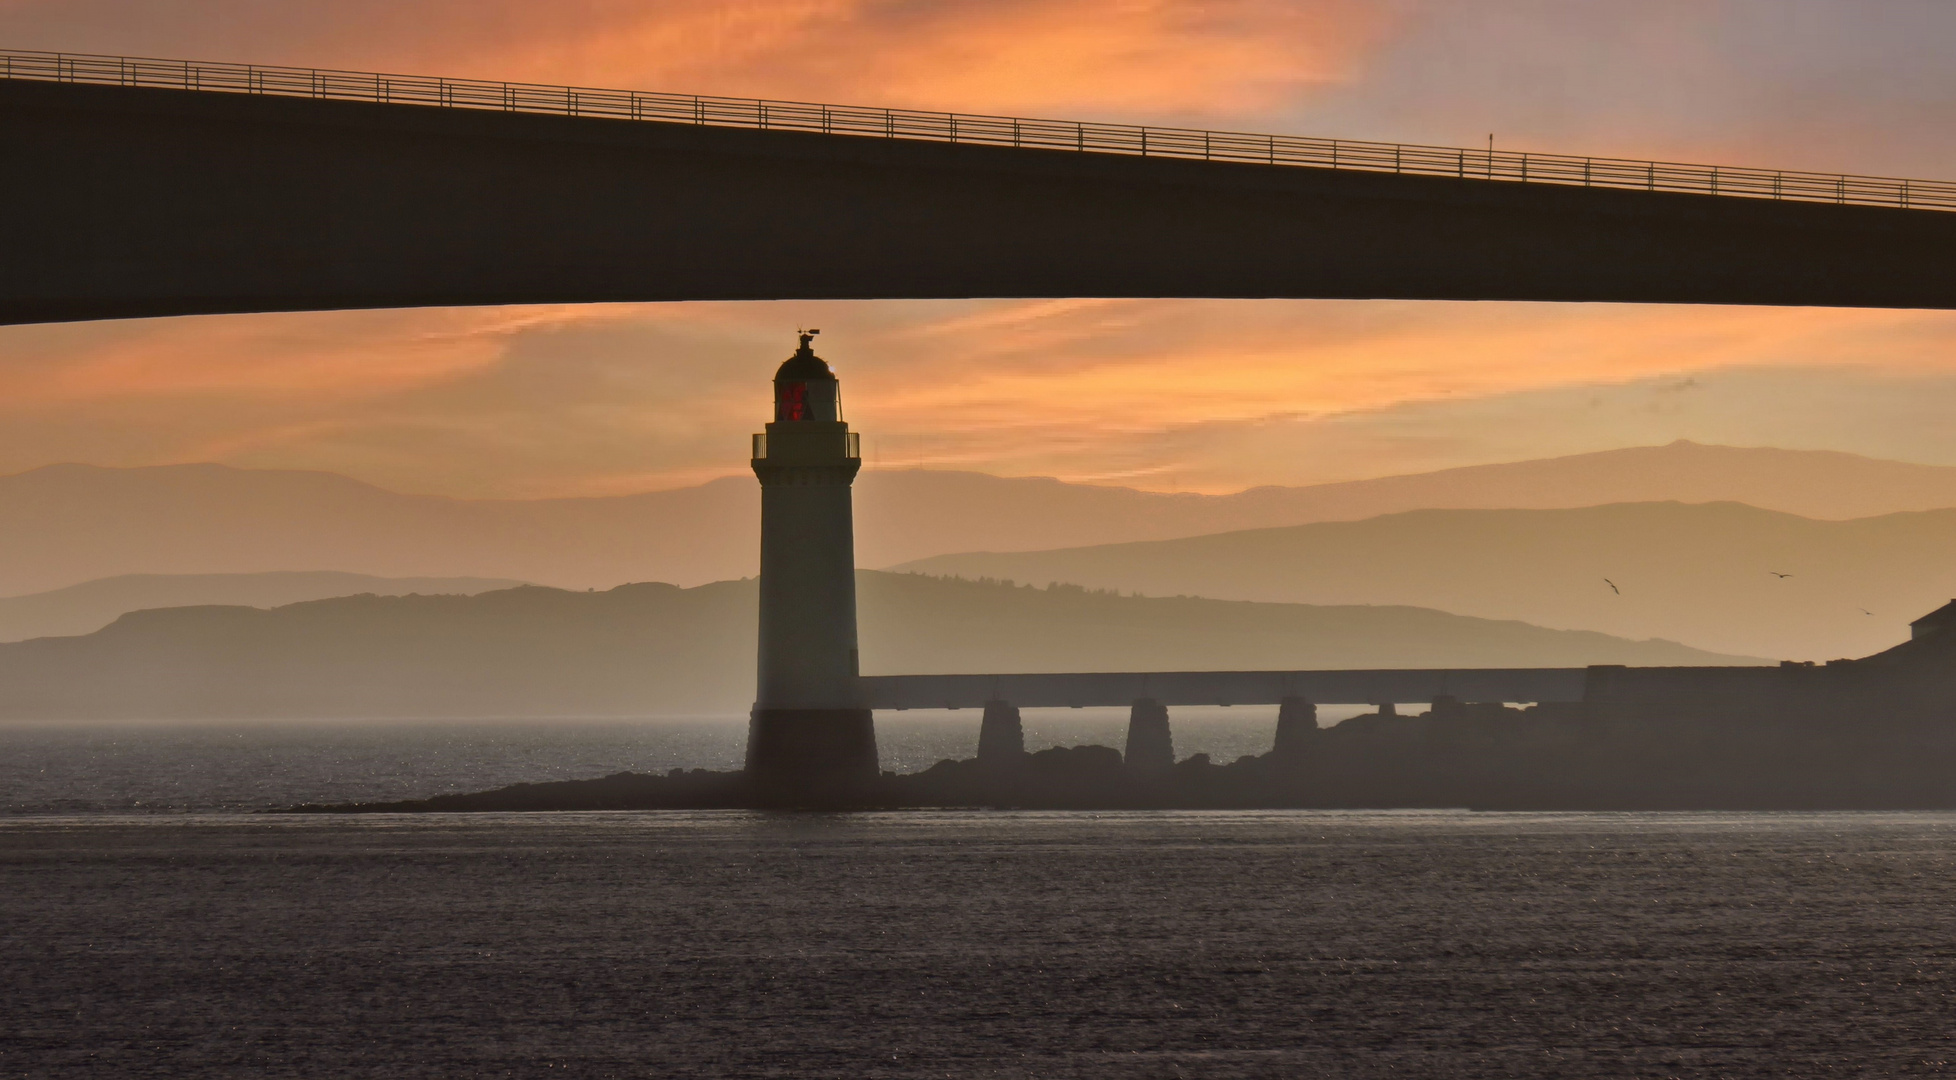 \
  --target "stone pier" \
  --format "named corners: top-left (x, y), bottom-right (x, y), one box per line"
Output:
top-left (1272, 696), bottom-right (1318, 760)
top-left (1124, 698), bottom-right (1174, 773)
top-left (976, 699), bottom-right (1026, 764)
